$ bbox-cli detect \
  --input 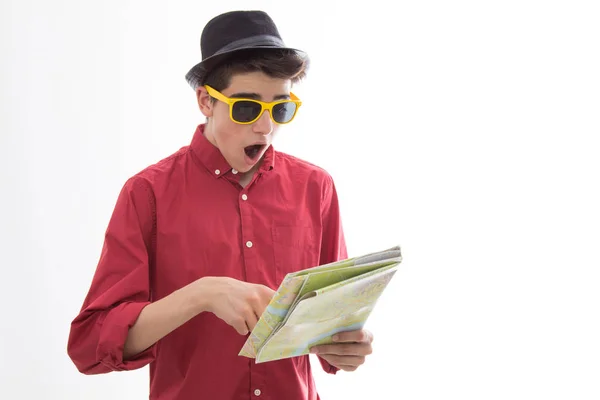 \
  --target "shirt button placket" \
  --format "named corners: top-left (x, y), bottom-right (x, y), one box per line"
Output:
top-left (239, 188), bottom-right (255, 282)
top-left (241, 195), bottom-right (253, 252)
top-left (240, 190), bottom-right (260, 397)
